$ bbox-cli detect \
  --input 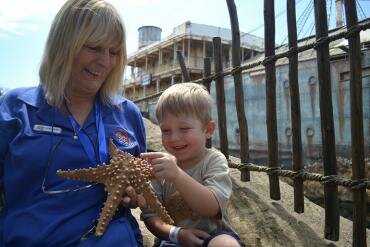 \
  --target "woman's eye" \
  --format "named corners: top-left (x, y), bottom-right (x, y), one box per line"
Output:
top-left (84, 45), bottom-right (99, 52)
top-left (109, 49), bottom-right (119, 56)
